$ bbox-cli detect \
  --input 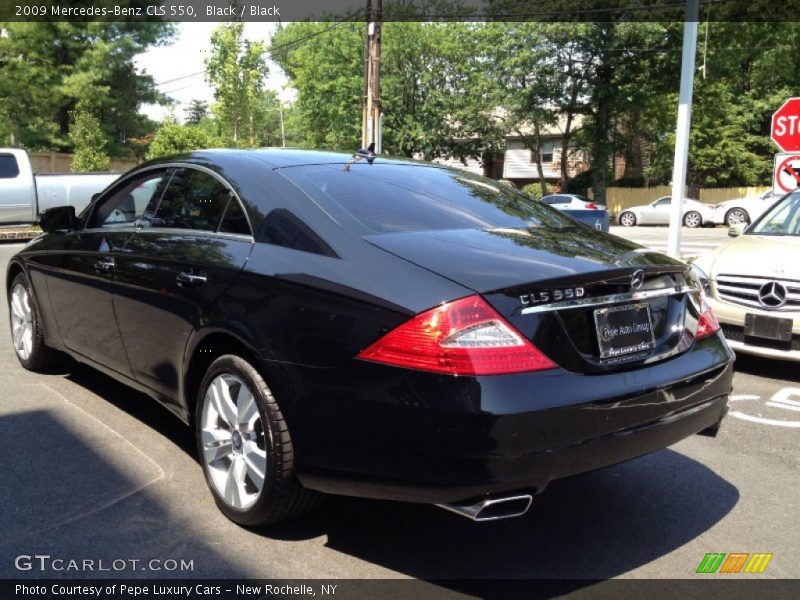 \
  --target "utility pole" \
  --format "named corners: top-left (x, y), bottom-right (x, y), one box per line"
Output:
top-left (667, 0), bottom-right (699, 258)
top-left (279, 104), bottom-right (286, 148)
top-left (361, 0), bottom-right (382, 152)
